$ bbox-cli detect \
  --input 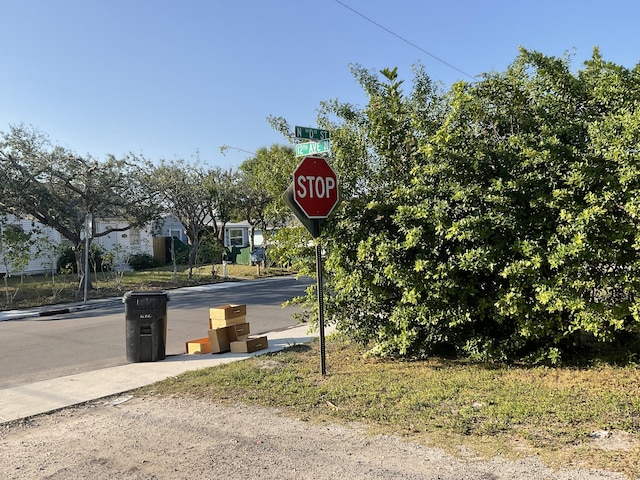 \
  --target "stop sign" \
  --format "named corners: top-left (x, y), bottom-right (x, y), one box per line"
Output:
top-left (293, 156), bottom-right (339, 219)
